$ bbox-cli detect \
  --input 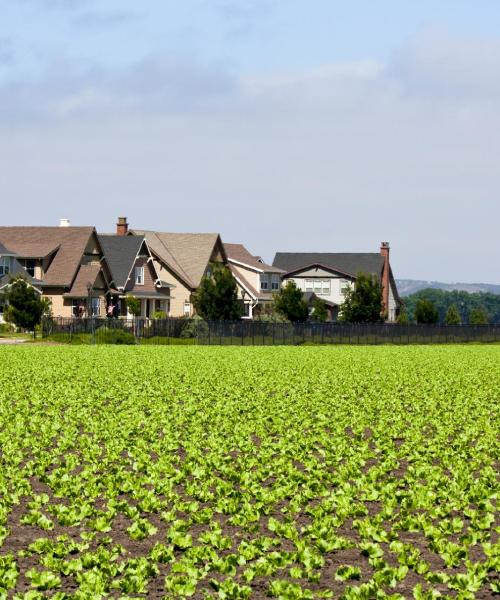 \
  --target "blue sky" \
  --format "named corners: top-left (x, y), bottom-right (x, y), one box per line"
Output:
top-left (1, 1), bottom-right (500, 282)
